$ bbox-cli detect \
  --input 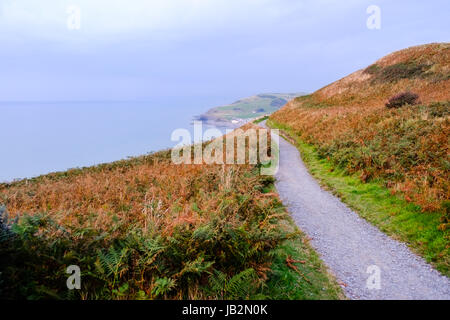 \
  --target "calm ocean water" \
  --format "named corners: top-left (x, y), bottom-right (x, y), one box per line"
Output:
top-left (0, 101), bottom-right (231, 182)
